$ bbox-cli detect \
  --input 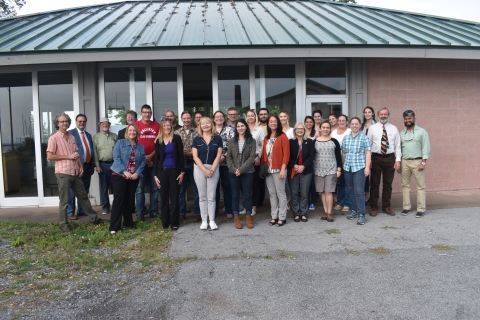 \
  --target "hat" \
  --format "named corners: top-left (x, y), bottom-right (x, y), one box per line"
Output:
top-left (403, 110), bottom-right (415, 117)
top-left (98, 117), bottom-right (110, 125)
